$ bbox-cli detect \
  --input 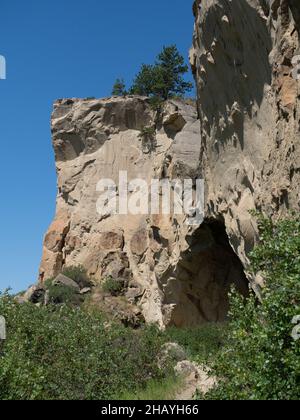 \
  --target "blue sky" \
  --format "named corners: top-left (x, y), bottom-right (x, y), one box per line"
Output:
top-left (0, 0), bottom-right (195, 292)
